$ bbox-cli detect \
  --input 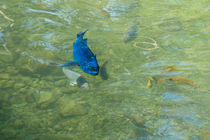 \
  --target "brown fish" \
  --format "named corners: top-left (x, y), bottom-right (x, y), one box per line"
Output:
top-left (168, 76), bottom-right (196, 87)
top-left (146, 66), bottom-right (196, 88)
